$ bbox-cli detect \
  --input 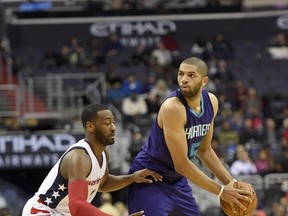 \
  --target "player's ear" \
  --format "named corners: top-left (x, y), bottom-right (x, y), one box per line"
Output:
top-left (86, 121), bottom-right (94, 131)
top-left (202, 76), bottom-right (209, 86)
